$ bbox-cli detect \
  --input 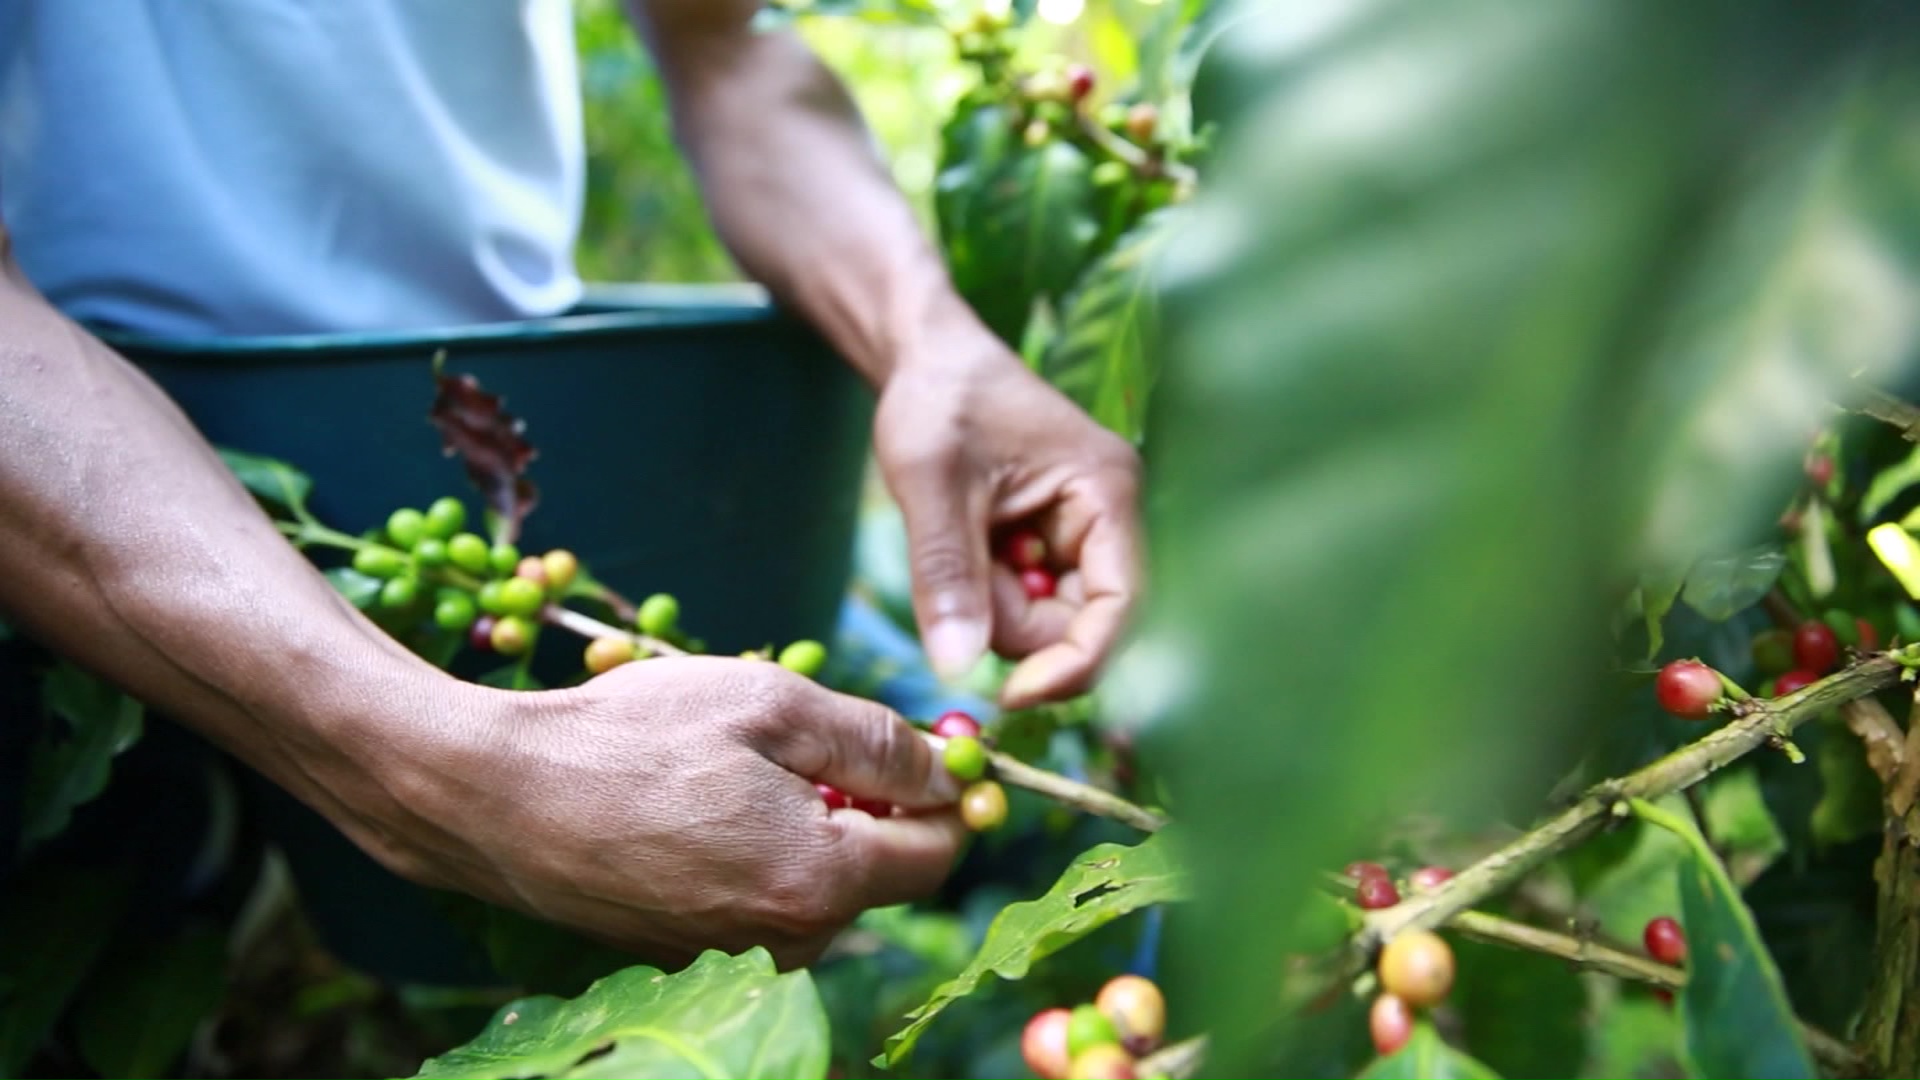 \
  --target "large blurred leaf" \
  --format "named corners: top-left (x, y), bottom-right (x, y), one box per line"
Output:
top-left (1636, 801), bottom-right (1817, 1079)
top-left (1132, 1), bottom-right (1919, 1071)
top-left (0, 866), bottom-right (134, 1076)
top-left (413, 949), bottom-right (828, 1080)
top-left (1355, 1022), bottom-right (1500, 1080)
top-left (879, 832), bottom-right (1186, 1067)
top-left (20, 661), bottom-right (144, 852)
top-left (1041, 208), bottom-right (1180, 442)
top-left (71, 924), bottom-right (228, 1079)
